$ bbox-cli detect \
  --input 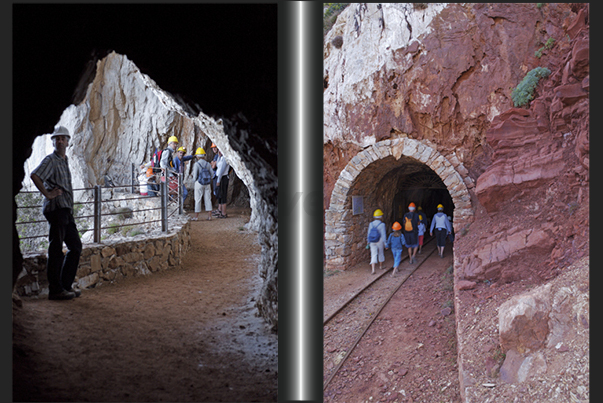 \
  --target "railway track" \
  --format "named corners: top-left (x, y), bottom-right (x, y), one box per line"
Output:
top-left (323, 238), bottom-right (438, 390)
